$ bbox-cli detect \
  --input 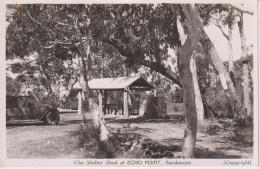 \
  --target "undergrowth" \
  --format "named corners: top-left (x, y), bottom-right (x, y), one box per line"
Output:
top-left (73, 117), bottom-right (253, 159)
top-left (73, 122), bottom-right (181, 158)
